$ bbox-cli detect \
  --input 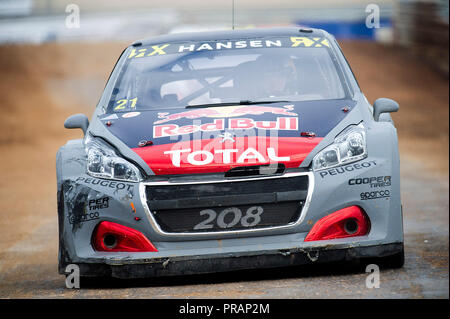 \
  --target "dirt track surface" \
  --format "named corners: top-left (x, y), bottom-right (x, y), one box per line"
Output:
top-left (0, 41), bottom-right (448, 298)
